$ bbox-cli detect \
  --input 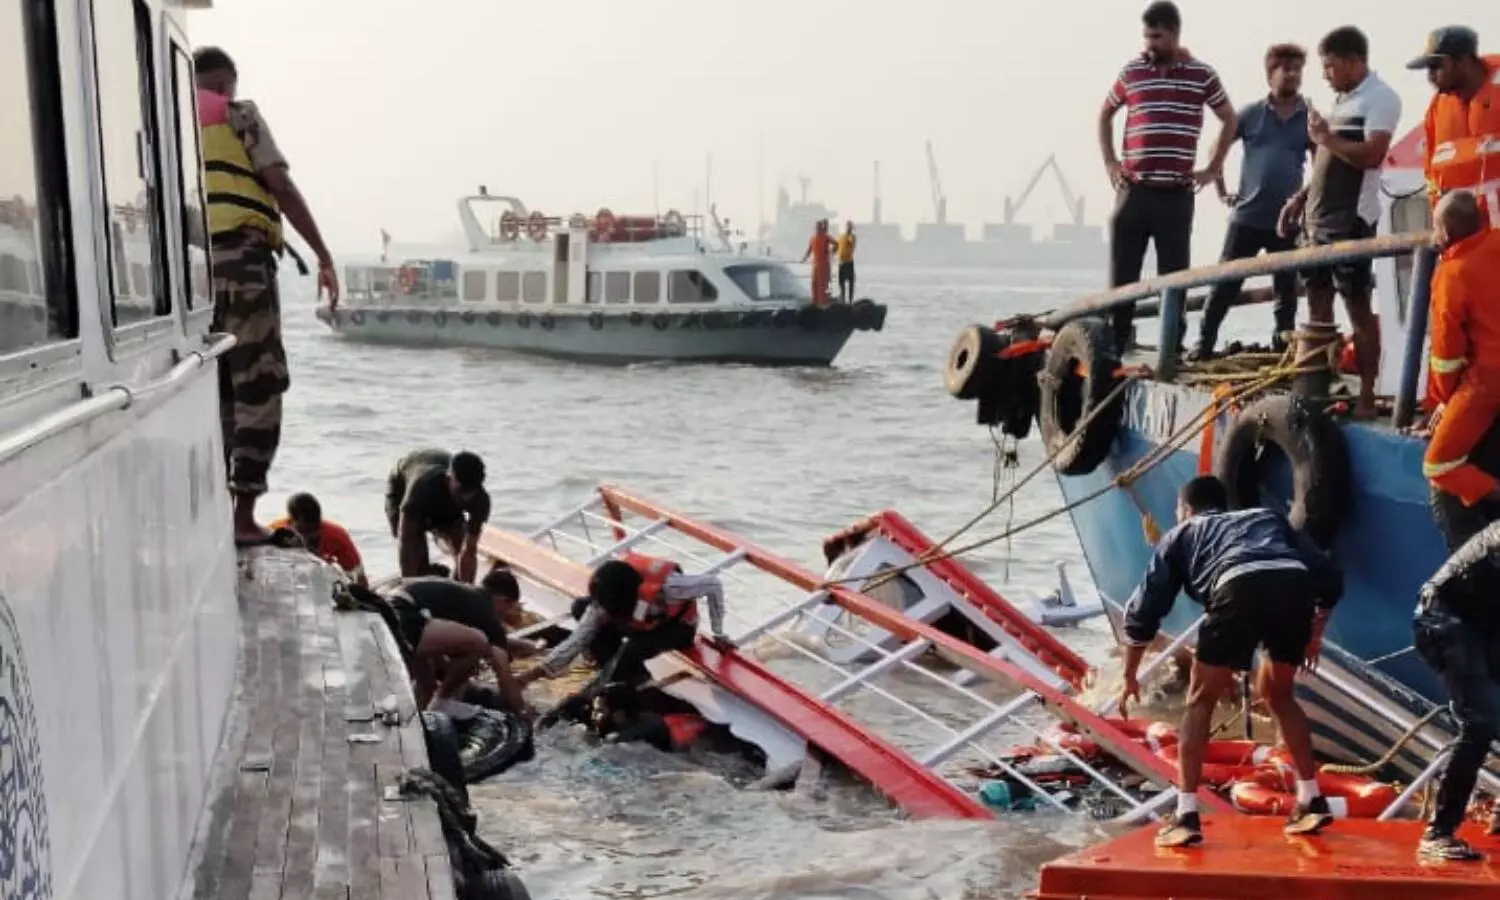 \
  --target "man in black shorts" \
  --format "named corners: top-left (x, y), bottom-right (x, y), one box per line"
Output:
top-left (386, 449), bottom-right (491, 583)
top-left (1118, 475), bottom-right (1343, 848)
top-left (384, 568), bottom-right (529, 716)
